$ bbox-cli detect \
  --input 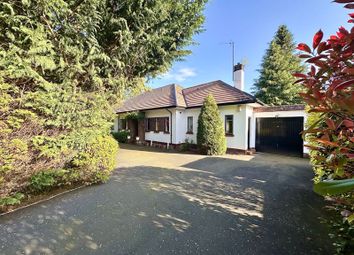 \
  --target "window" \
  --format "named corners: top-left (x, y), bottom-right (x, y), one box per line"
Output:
top-left (164, 117), bottom-right (169, 133)
top-left (187, 116), bottom-right (193, 133)
top-left (145, 117), bottom-right (169, 133)
top-left (147, 118), bottom-right (156, 132)
top-left (118, 118), bottom-right (127, 130)
top-left (225, 115), bottom-right (234, 135)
